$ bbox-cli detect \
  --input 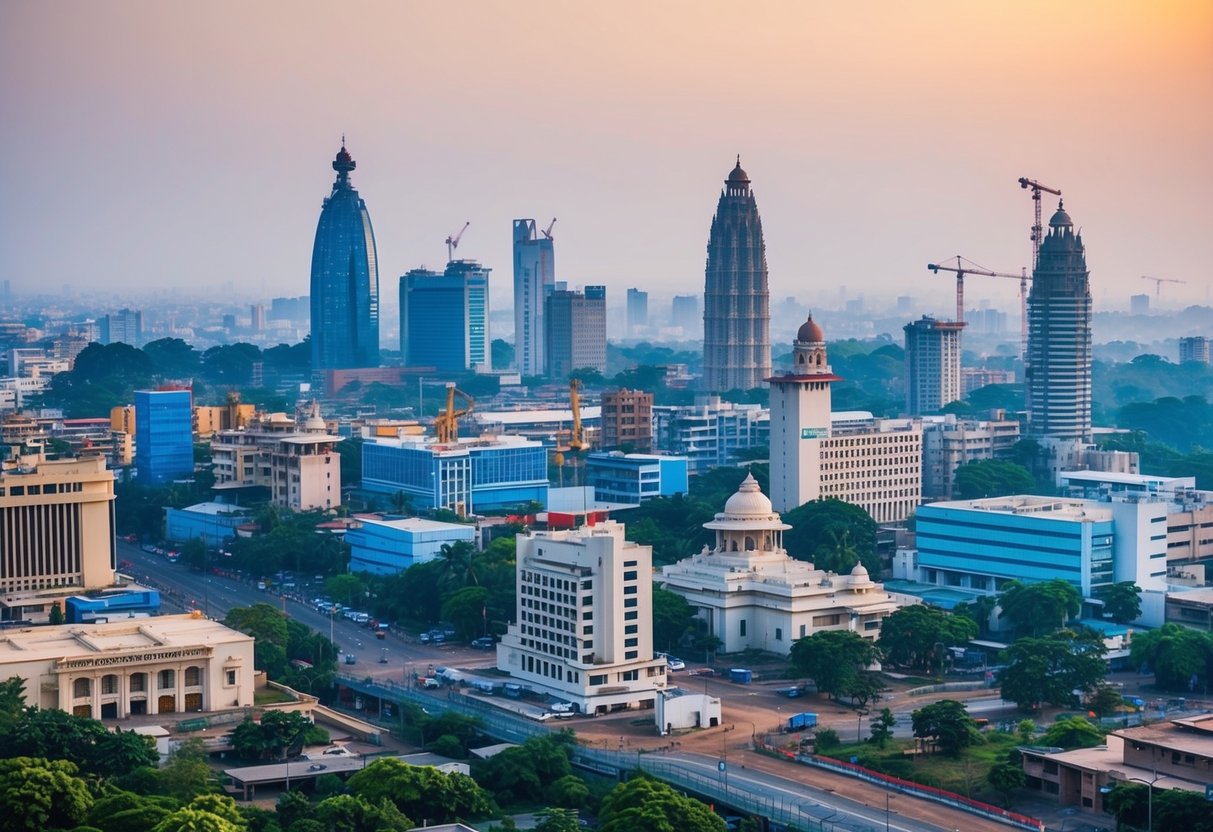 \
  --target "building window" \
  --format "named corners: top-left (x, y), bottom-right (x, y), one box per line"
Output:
top-left (101, 675), bottom-right (119, 695)
top-left (739, 619), bottom-right (747, 637)
top-left (158, 670), bottom-right (175, 690)
top-left (589, 674), bottom-right (607, 686)
top-left (184, 666), bottom-right (201, 686)
top-left (775, 628), bottom-right (783, 641)
top-left (225, 669), bottom-right (237, 686)
top-left (624, 611), bottom-right (638, 620)
top-left (130, 674), bottom-right (147, 693)
top-left (73, 678), bottom-right (91, 698)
